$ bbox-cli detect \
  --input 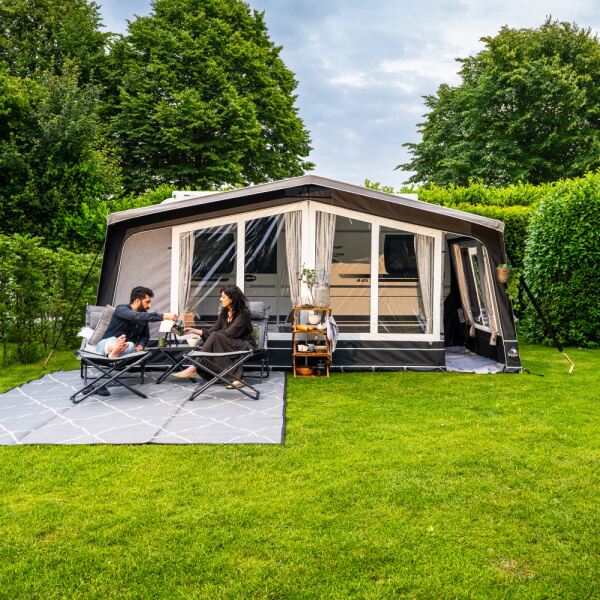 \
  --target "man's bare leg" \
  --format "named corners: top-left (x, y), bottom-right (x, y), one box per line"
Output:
top-left (106, 335), bottom-right (128, 358)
